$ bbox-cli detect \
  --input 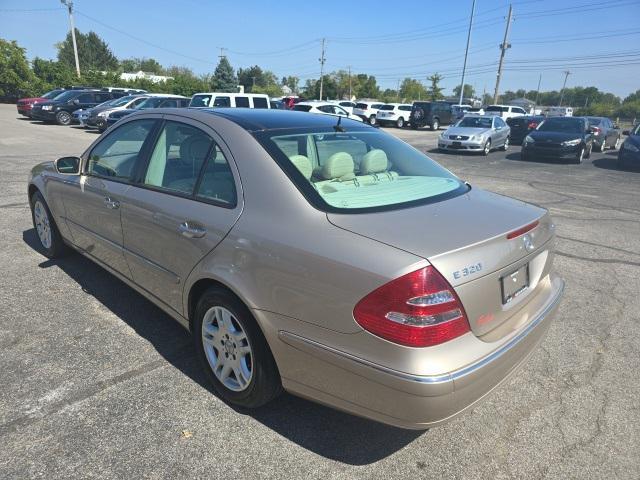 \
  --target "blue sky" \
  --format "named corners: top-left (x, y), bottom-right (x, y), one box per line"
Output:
top-left (1, 0), bottom-right (639, 99)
